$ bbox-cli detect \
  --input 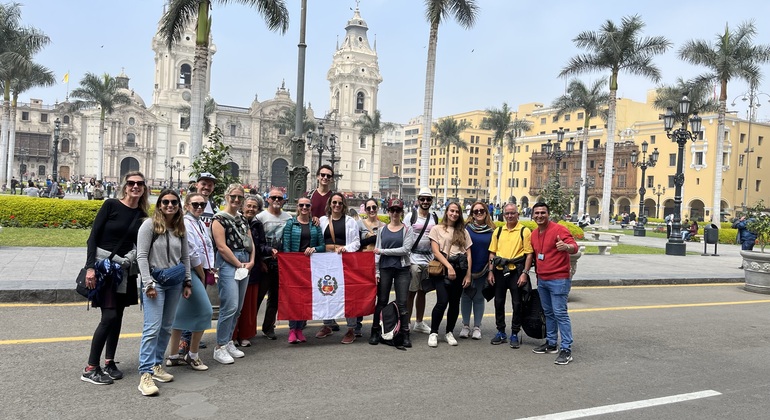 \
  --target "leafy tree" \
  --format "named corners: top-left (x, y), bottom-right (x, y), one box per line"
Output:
top-left (746, 200), bottom-right (770, 252)
top-left (540, 173), bottom-right (575, 222)
top-left (433, 117), bottom-right (470, 203)
top-left (560, 15), bottom-right (671, 228)
top-left (419, 0), bottom-right (479, 189)
top-left (481, 102), bottom-right (512, 205)
top-left (189, 126), bottom-right (240, 204)
top-left (353, 109), bottom-right (395, 198)
top-left (678, 22), bottom-right (770, 221)
top-left (178, 96), bottom-right (216, 134)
